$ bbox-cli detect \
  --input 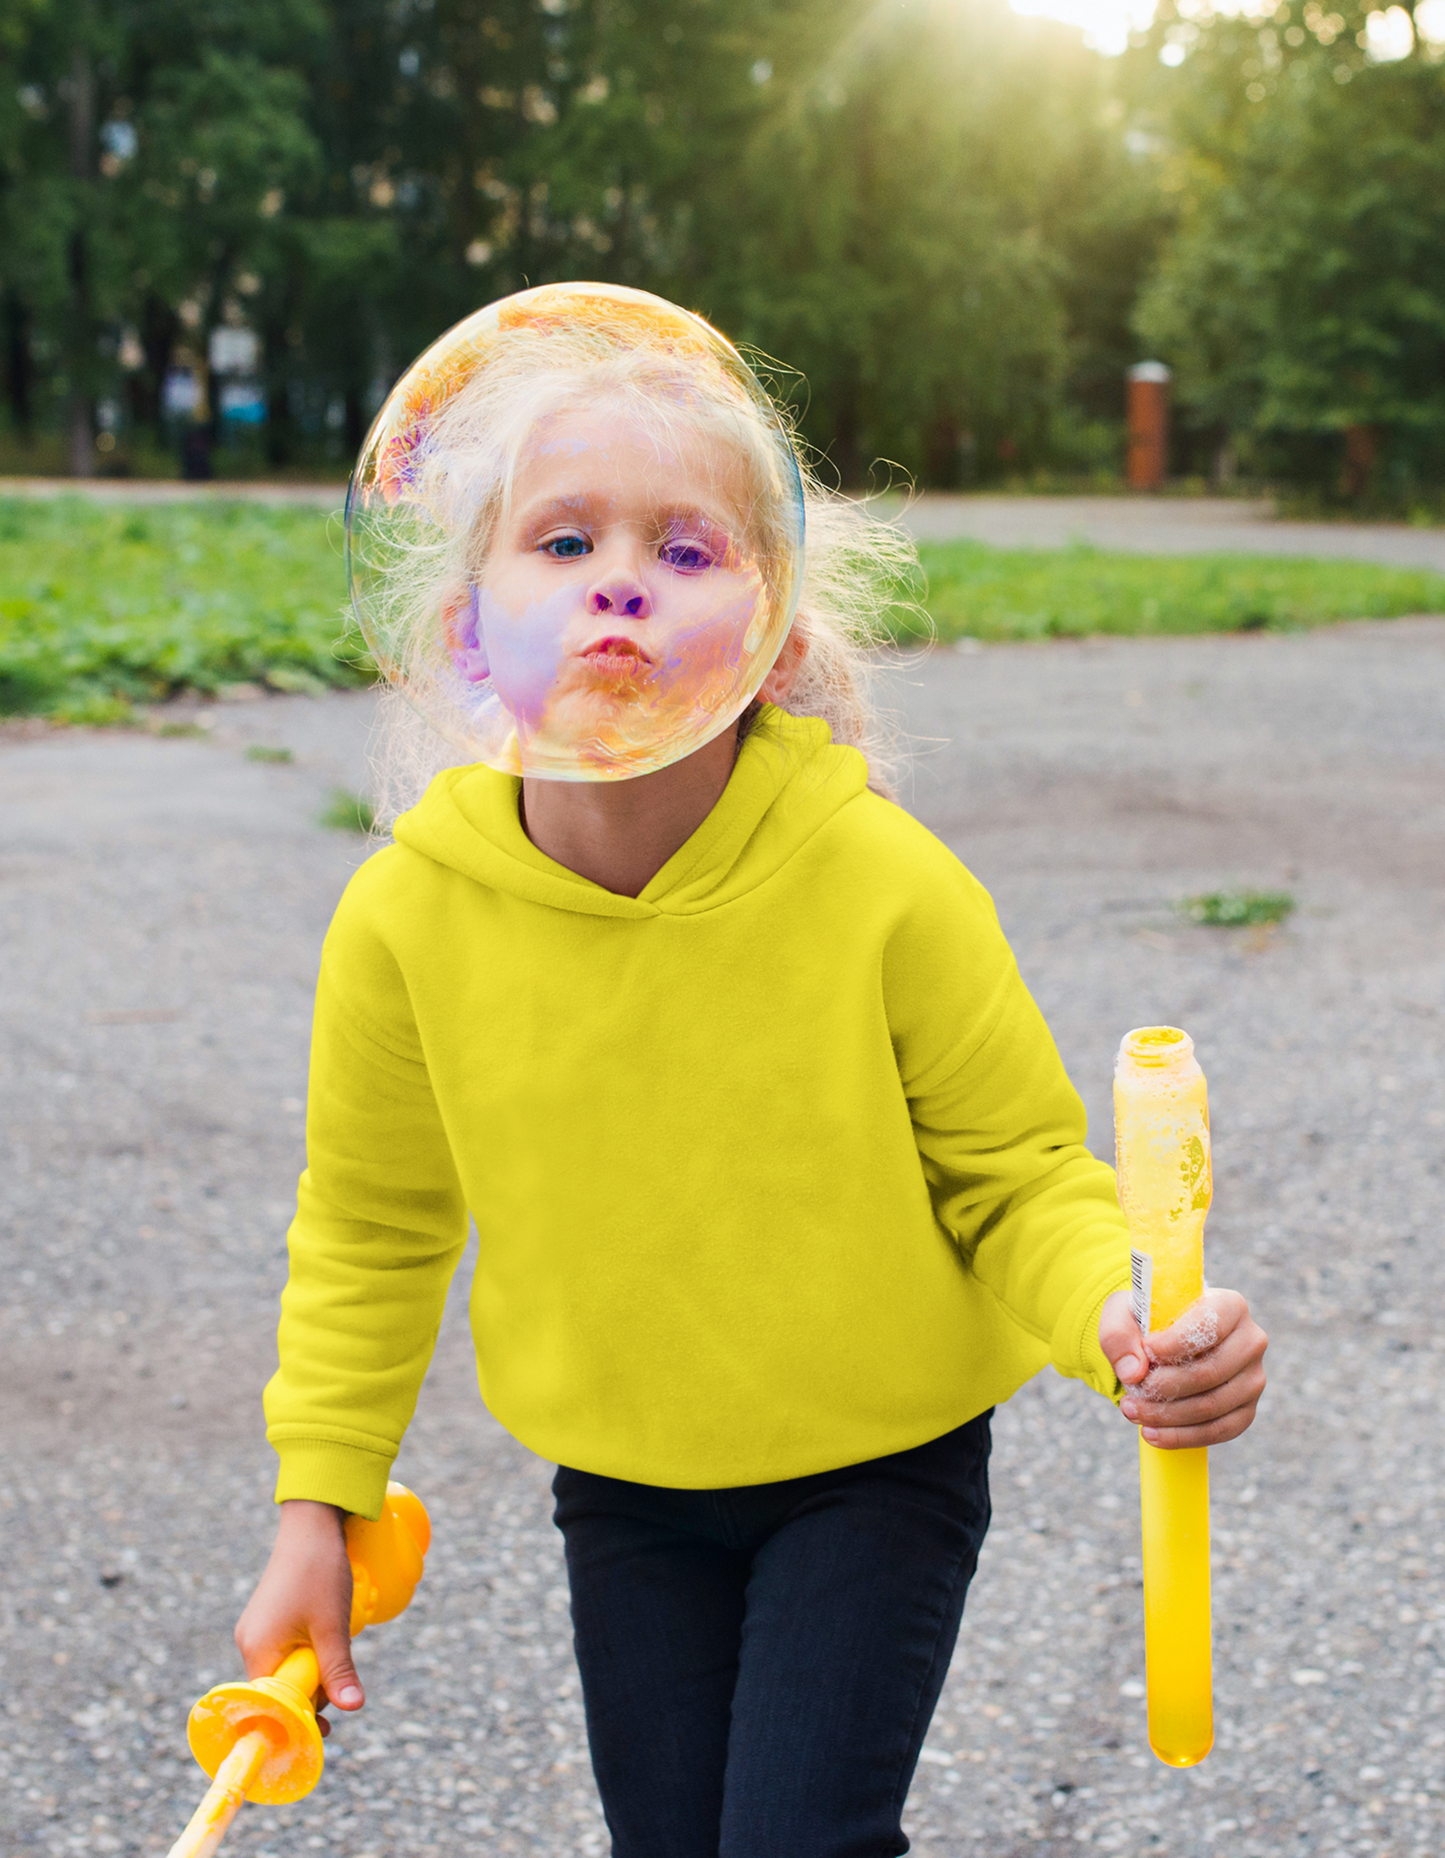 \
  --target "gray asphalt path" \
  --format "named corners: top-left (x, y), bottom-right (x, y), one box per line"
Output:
top-left (7, 475), bottom-right (1445, 570)
top-left (3, 623), bottom-right (1444, 1858)
top-left (890, 494), bottom-right (1445, 572)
